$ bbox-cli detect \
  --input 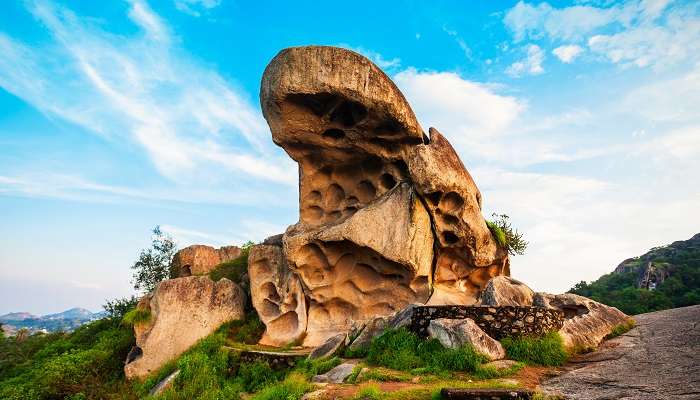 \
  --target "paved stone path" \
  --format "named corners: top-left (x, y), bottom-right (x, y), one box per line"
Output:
top-left (543, 305), bottom-right (700, 399)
